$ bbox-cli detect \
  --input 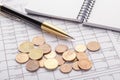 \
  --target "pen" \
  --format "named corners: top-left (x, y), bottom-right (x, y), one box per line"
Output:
top-left (0, 4), bottom-right (74, 39)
